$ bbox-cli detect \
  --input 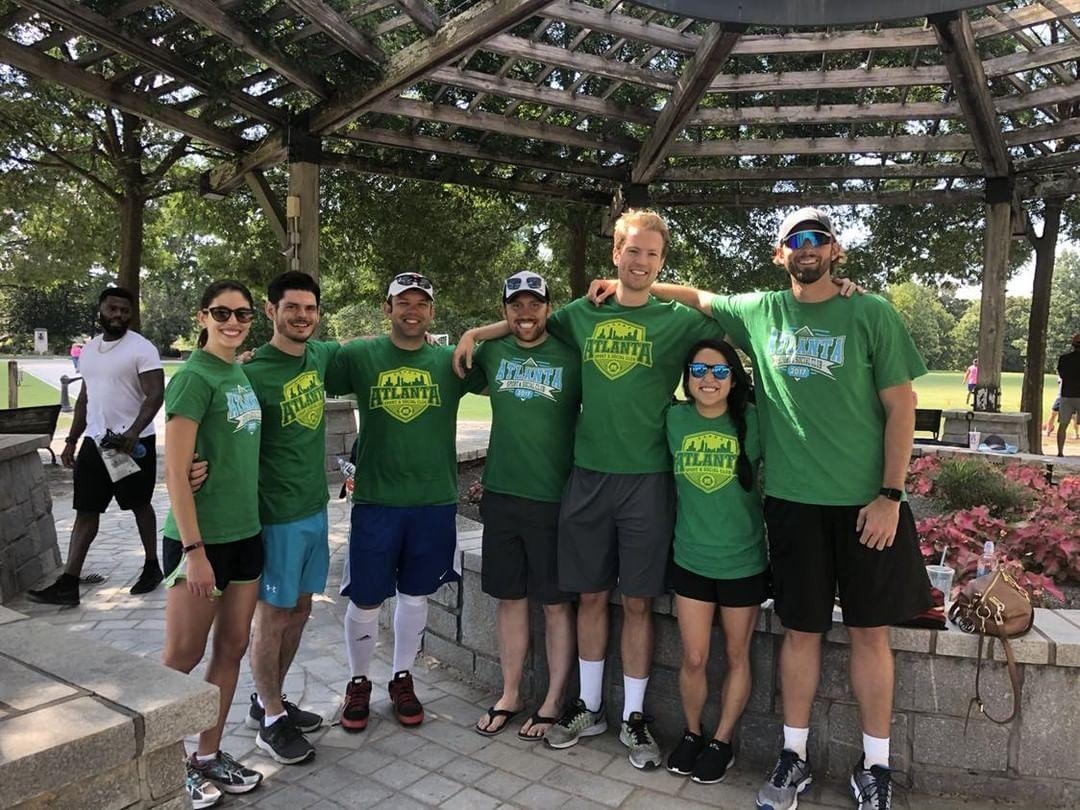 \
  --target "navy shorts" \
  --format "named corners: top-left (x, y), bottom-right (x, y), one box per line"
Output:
top-left (341, 503), bottom-right (459, 606)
